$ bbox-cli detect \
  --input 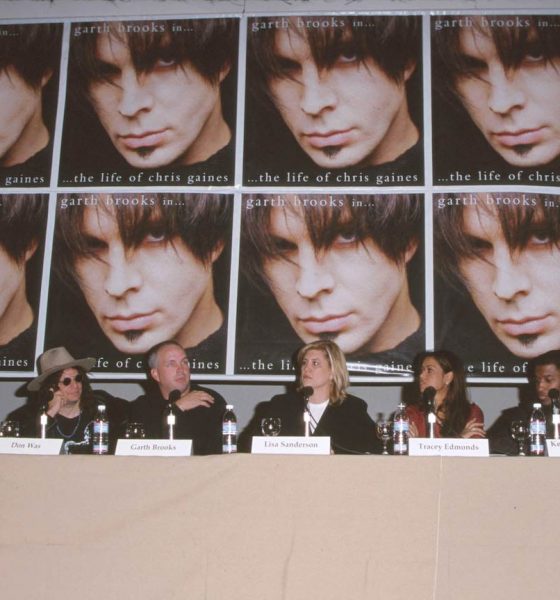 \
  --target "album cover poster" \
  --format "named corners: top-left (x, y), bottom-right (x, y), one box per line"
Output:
top-left (432, 14), bottom-right (560, 187)
top-left (243, 14), bottom-right (423, 188)
top-left (58, 18), bottom-right (239, 188)
top-left (433, 191), bottom-right (560, 377)
top-left (0, 23), bottom-right (62, 188)
top-left (235, 192), bottom-right (425, 376)
top-left (45, 192), bottom-right (233, 375)
top-left (0, 194), bottom-right (48, 372)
